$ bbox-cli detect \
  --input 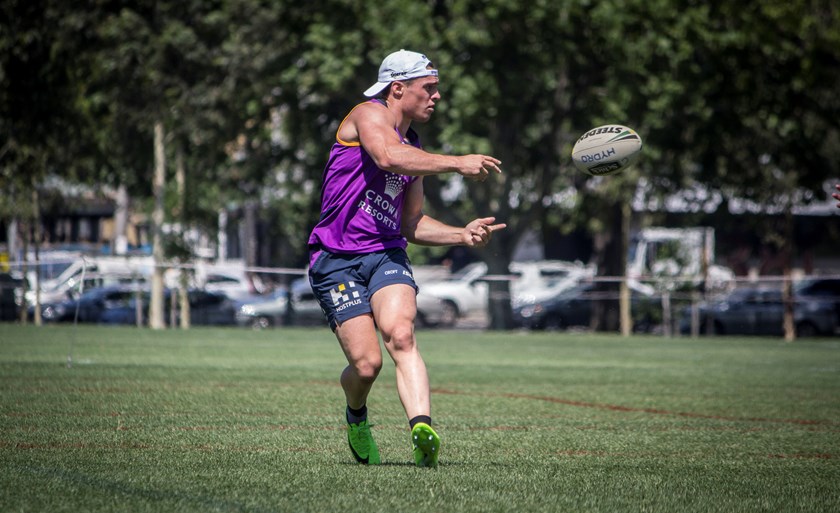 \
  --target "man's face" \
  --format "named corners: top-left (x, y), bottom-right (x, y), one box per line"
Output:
top-left (400, 75), bottom-right (440, 123)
